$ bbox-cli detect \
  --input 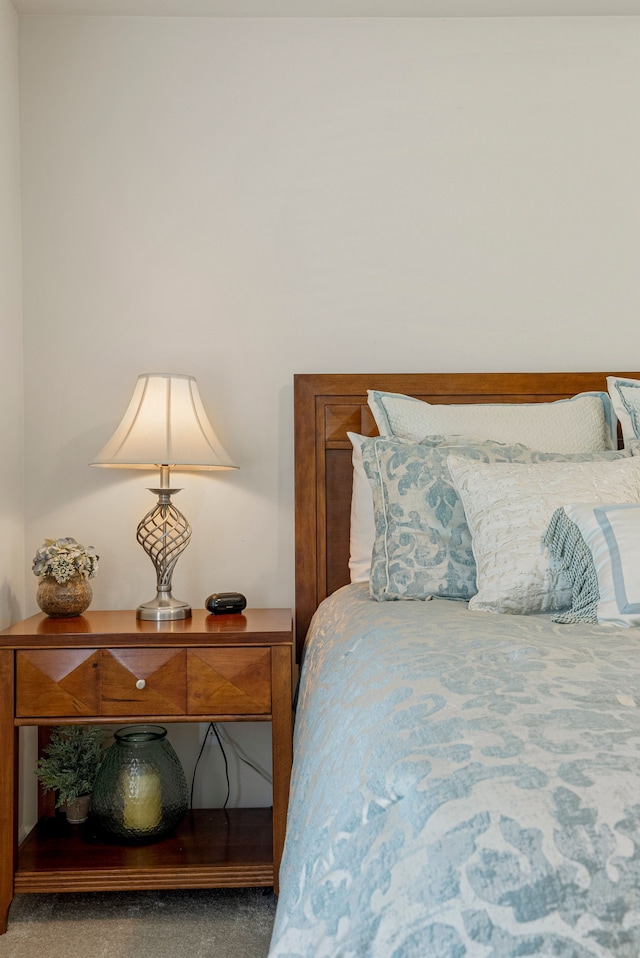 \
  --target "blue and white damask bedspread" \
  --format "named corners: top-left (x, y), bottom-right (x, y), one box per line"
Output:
top-left (269, 584), bottom-right (640, 958)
